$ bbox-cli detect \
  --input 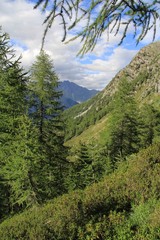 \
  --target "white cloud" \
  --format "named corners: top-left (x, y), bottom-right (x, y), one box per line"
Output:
top-left (84, 47), bottom-right (138, 89)
top-left (0, 0), bottom-right (144, 90)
